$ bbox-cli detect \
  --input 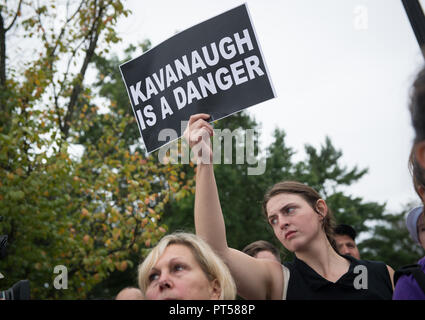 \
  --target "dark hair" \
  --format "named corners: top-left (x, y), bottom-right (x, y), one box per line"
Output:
top-left (262, 181), bottom-right (337, 250)
top-left (409, 145), bottom-right (425, 200)
top-left (242, 240), bottom-right (281, 262)
top-left (410, 66), bottom-right (425, 143)
top-left (334, 224), bottom-right (357, 241)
